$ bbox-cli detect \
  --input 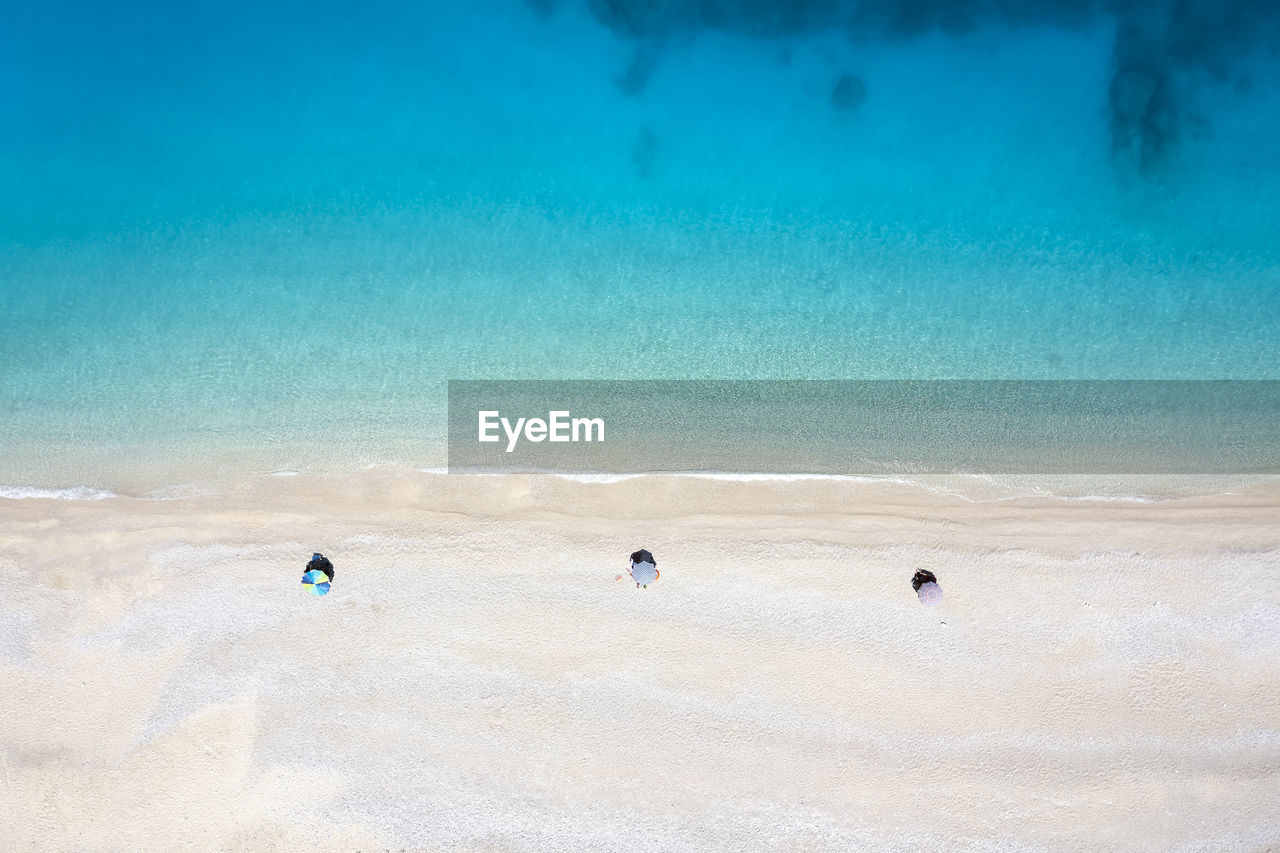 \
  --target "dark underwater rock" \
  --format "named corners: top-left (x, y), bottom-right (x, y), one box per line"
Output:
top-left (632, 127), bottom-right (657, 178)
top-left (523, 0), bottom-right (555, 20)
top-left (590, 0), bottom-right (847, 40)
top-left (576, 0), bottom-right (1280, 183)
top-left (830, 73), bottom-right (867, 112)
top-left (616, 44), bottom-right (662, 96)
top-left (847, 0), bottom-right (984, 40)
top-left (589, 0), bottom-right (682, 39)
top-left (1109, 62), bottom-right (1177, 174)
top-left (1108, 18), bottom-right (1180, 175)
top-left (1110, 64), bottom-right (1161, 127)
top-left (701, 0), bottom-right (845, 36)
top-left (1186, 112), bottom-right (1212, 142)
